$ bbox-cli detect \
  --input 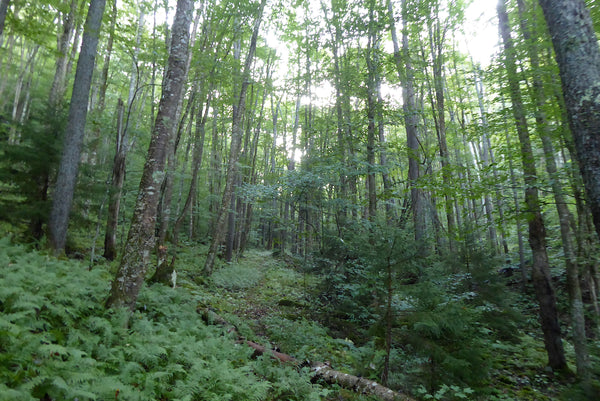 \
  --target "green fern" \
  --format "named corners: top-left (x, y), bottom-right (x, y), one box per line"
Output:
top-left (0, 240), bottom-right (329, 401)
